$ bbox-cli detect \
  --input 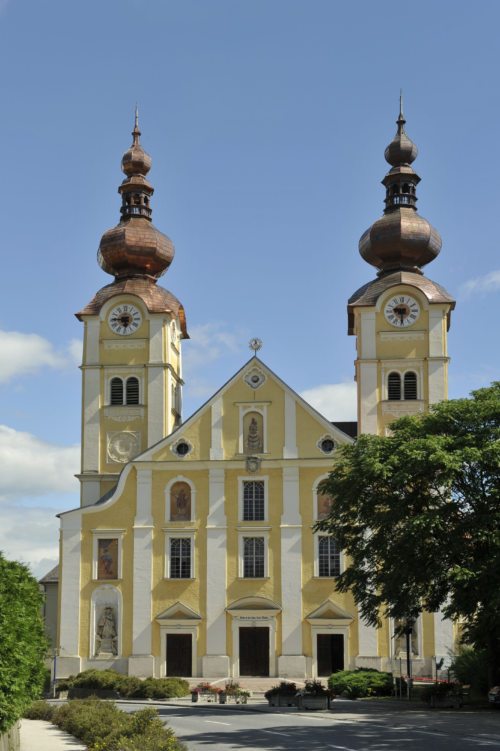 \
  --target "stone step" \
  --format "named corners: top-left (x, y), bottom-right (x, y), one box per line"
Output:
top-left (187, 676), bottom-right (307, 693)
